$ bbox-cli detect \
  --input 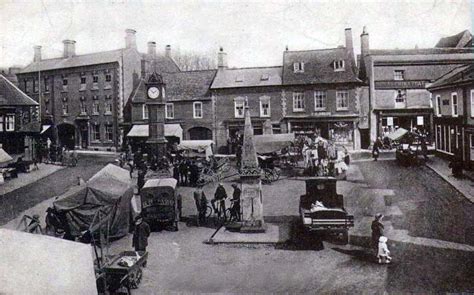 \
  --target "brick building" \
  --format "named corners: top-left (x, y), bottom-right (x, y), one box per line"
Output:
top-left (0, 75), bottom-right (40, 158)
top-left (427, 64), bottom-right (474, 169)
top-left (16, 29), bottom-right (177, 151)
top-left (358, 27), bottom-right (474, 145)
